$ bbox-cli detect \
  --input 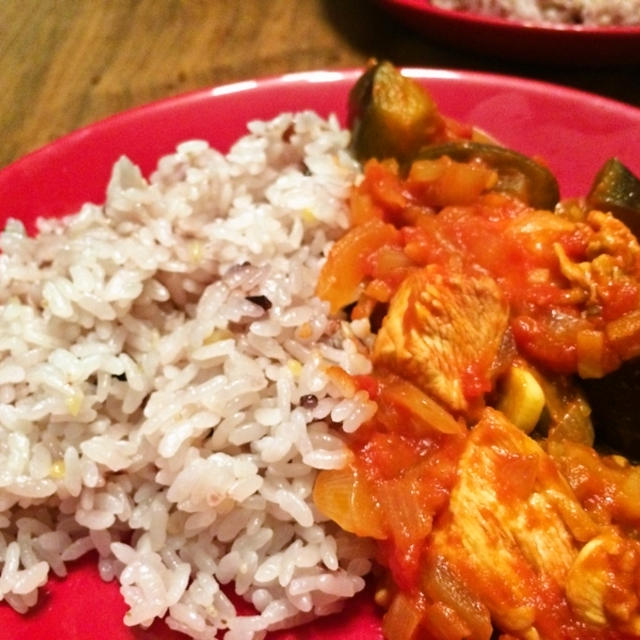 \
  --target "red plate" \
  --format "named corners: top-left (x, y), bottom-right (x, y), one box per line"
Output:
top-left (375, 0), bottom-right (640, 65)
top-left (1, 68), bottom-right (640, 640)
